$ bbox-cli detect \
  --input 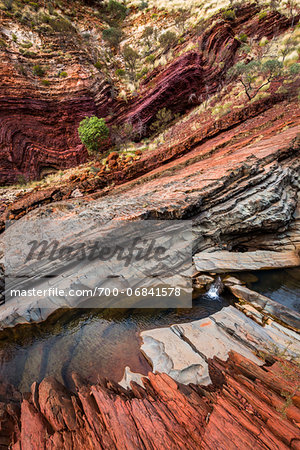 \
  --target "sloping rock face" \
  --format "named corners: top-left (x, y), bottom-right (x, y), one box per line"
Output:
top-left (0, 96), bottom-right (298, 327)
top-left (140, 305), bottom-right (300, 385)
top-left (0, 5), bottom-right (294, 183)
top-left (1, 351), bottom-right (299, 449)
